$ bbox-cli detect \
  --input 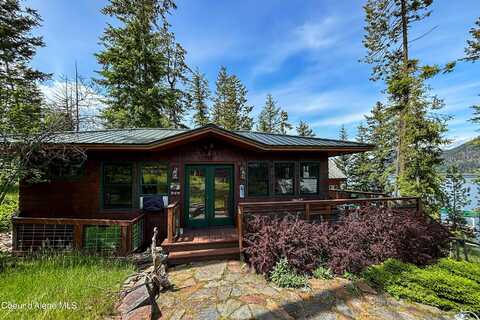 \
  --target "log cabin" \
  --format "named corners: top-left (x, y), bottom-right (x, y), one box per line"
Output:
top-left (13, 124), bottom-right (420, 263)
